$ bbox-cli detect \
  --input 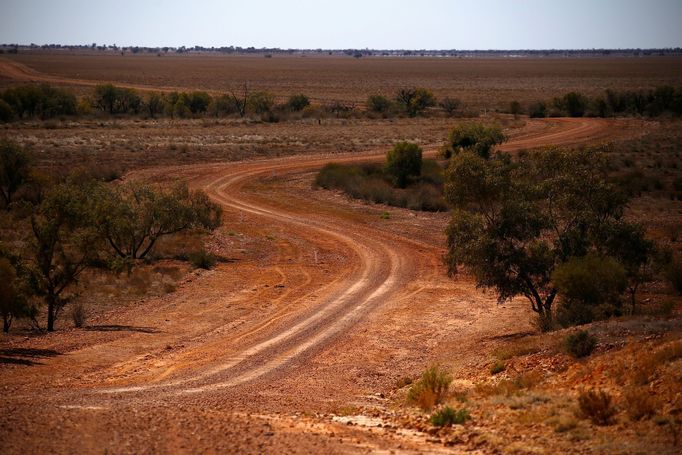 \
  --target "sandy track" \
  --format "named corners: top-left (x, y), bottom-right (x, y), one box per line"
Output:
top-left (0, 116), bottom-right (624, 453)
top-left (0, 57), bottom-right (211, 94)
top-left (92, 116), bottom-right (614, 396)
